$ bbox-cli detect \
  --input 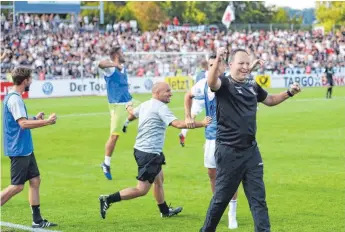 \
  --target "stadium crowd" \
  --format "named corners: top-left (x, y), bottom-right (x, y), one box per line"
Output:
top-left (1, 13), bottom-right (345, 80)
